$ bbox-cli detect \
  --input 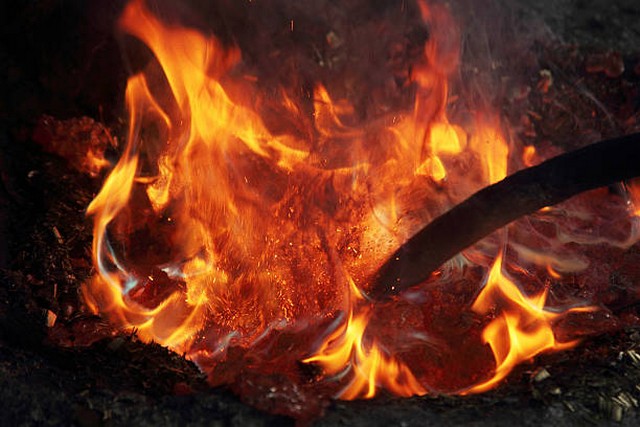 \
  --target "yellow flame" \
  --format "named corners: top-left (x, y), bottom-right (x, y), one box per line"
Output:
top-left (304, 278), bottom-right (427, 399)
top-left (470, 120), bottom-right (509, 184)
top-left (466, 253), bottom-right (595, 393)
